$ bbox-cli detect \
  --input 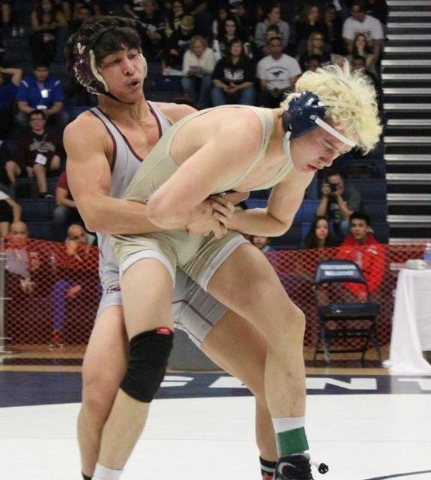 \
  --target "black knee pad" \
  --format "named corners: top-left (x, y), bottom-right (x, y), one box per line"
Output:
top-left (120, 327), bottom-right (174, 402)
